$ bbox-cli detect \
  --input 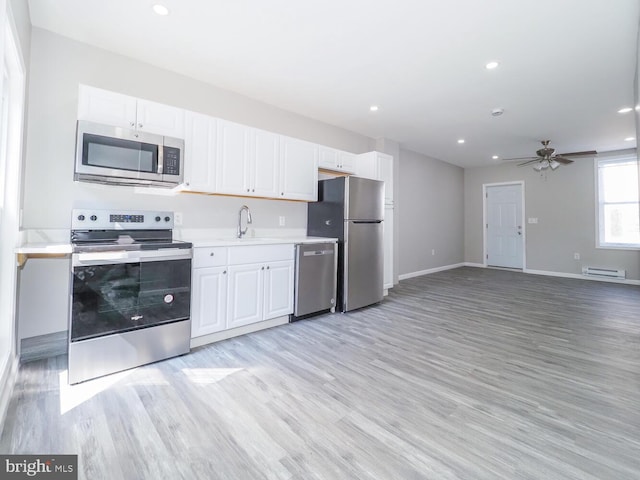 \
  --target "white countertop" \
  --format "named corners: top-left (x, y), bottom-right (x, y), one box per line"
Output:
top-left (15, 237), bottom-right (336, 254)
top-left (190, 236), bottom-right (337, 248)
